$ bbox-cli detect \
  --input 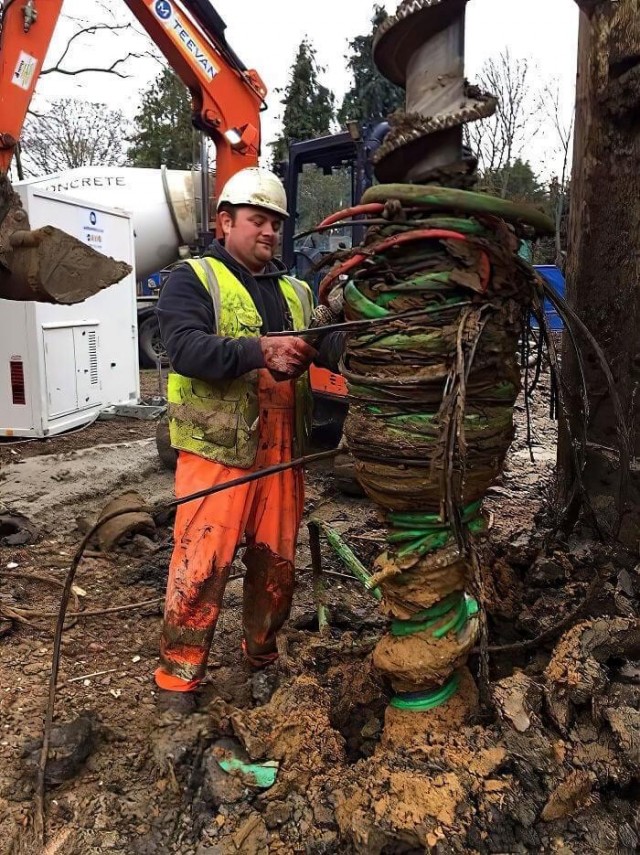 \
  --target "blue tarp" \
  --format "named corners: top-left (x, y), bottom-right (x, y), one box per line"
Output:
top-left (533, 264), bottom-right (565, 331)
